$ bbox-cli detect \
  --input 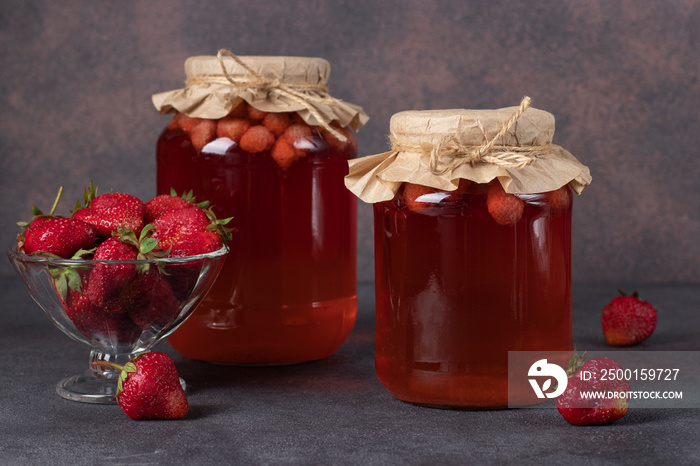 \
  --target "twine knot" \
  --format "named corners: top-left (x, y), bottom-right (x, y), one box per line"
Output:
top-left (391, 96), bottom-right (551, 175)
top-left (185, 49), bottom-right (346, 142)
